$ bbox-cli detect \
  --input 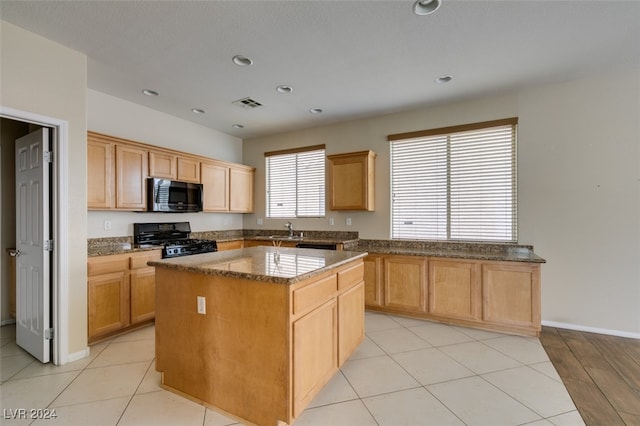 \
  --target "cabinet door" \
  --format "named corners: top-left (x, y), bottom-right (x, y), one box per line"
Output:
top-left (130, 266), bottom-right (156, 324)
top-left (116, 145), bottom-right (148, 210)
top-left (338, 281), bottom-right (365, 365)
top-left (87, 137), bottom-right (115, 209)
top-left (328, 151), bottom-right (375, 211)
top-left (428, 259), bottom-right (481, 320)
top-left (88, 271), bottom-right (130, 339)
top-left (201, 161), bottom-right (229, 211)
top-left (229, 166), bottom-right (254, 212)
top-left (216, 240), bottom-right (244, 251)
top-left (292, 299), bottom-right (338, 417)
top-left (177, 157), bottom-right (200, 183)
top-left (383, 256), bottom-right (427, 312)
top-left (363, 255), bottom-right (383, 307)
top-left (149, 151), bottom-right (177, 179)
top-left (482, 263), bottom-right (541, 329)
